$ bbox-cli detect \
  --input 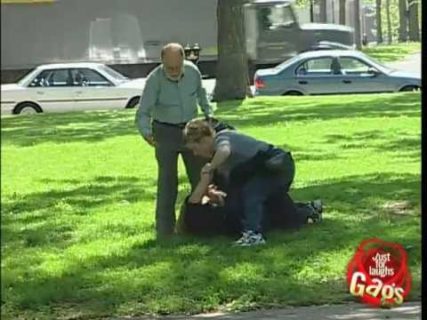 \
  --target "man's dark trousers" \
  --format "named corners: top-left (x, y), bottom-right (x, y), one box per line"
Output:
top-left (152, 120), bottom-right (205, 236)
top-left (240, 151), bottom-right (295, 233)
